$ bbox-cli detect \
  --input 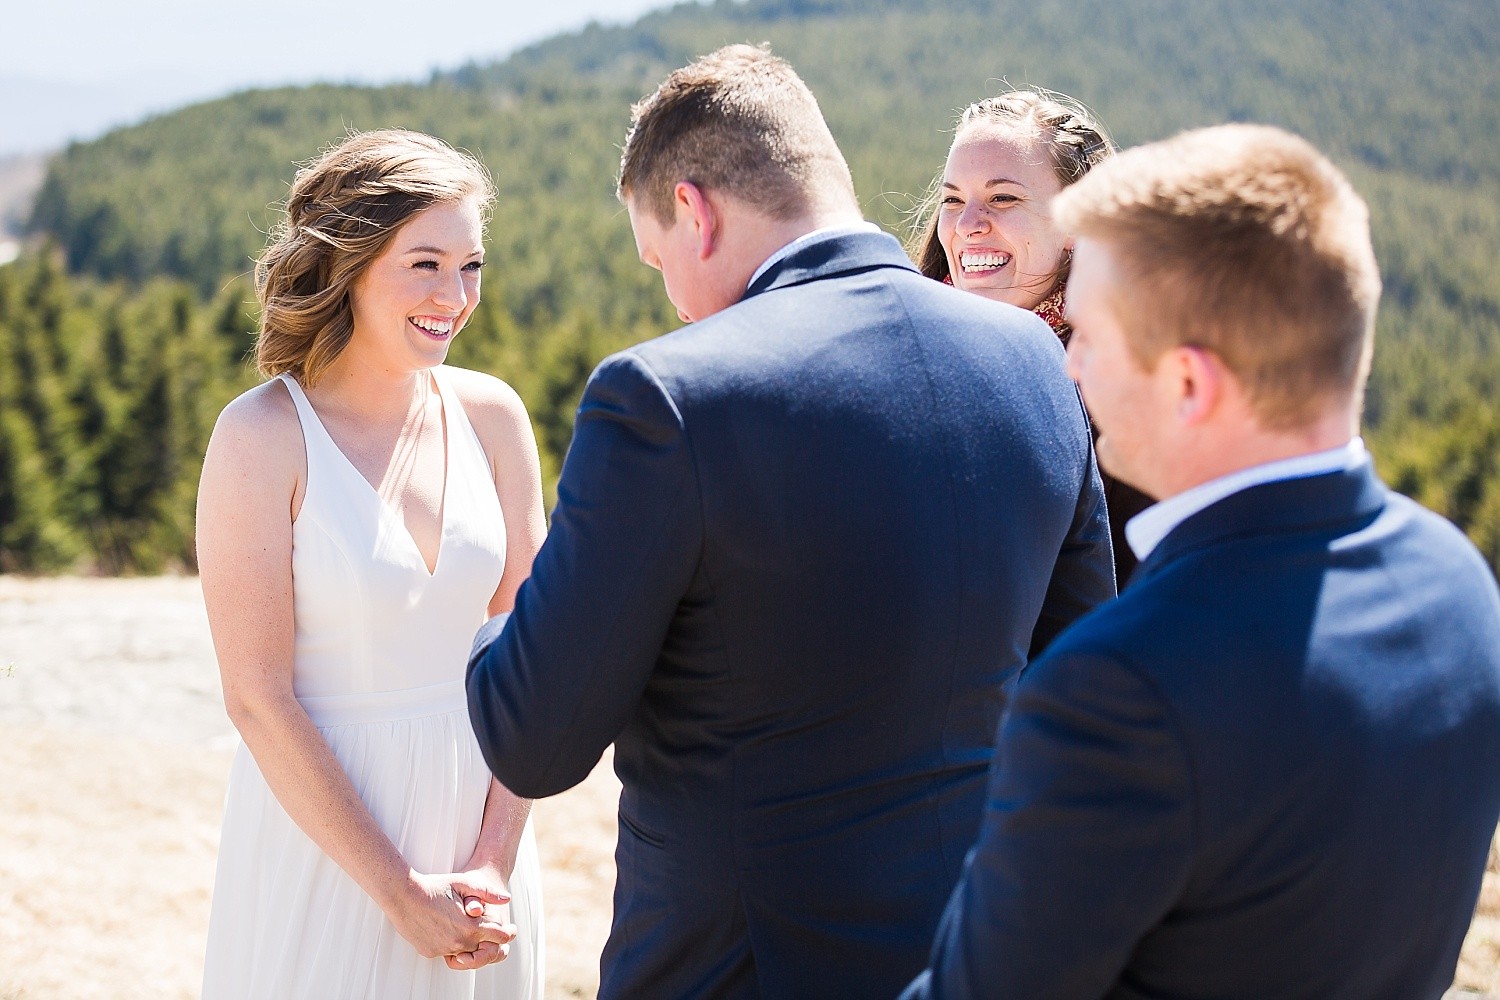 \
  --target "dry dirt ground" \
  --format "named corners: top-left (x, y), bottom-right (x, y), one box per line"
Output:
top-left (1, 576), bottom-right (1497, 999)
top-left (0, 576), bottom-right (616, 1000)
